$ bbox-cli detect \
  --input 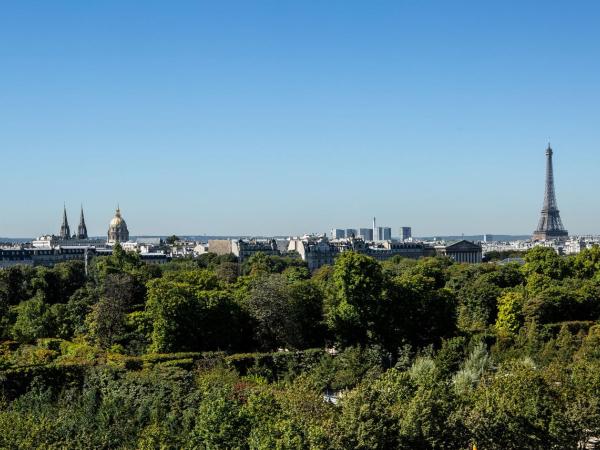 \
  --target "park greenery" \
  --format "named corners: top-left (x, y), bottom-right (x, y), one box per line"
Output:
top-left (2, 243), bottom-right (600, 448)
